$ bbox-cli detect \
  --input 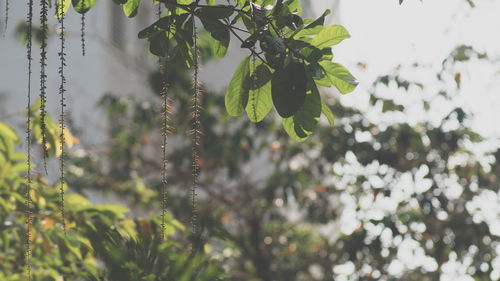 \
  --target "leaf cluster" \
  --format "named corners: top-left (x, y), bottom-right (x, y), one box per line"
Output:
top-left (60, 0), bottom-right (358, 141)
